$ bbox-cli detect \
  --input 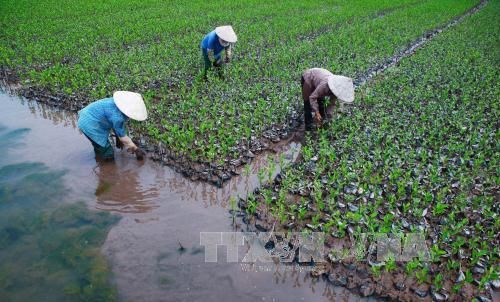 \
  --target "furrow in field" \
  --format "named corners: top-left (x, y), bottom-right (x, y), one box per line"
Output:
top-left (353, 0), bottom-right (489, 87)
